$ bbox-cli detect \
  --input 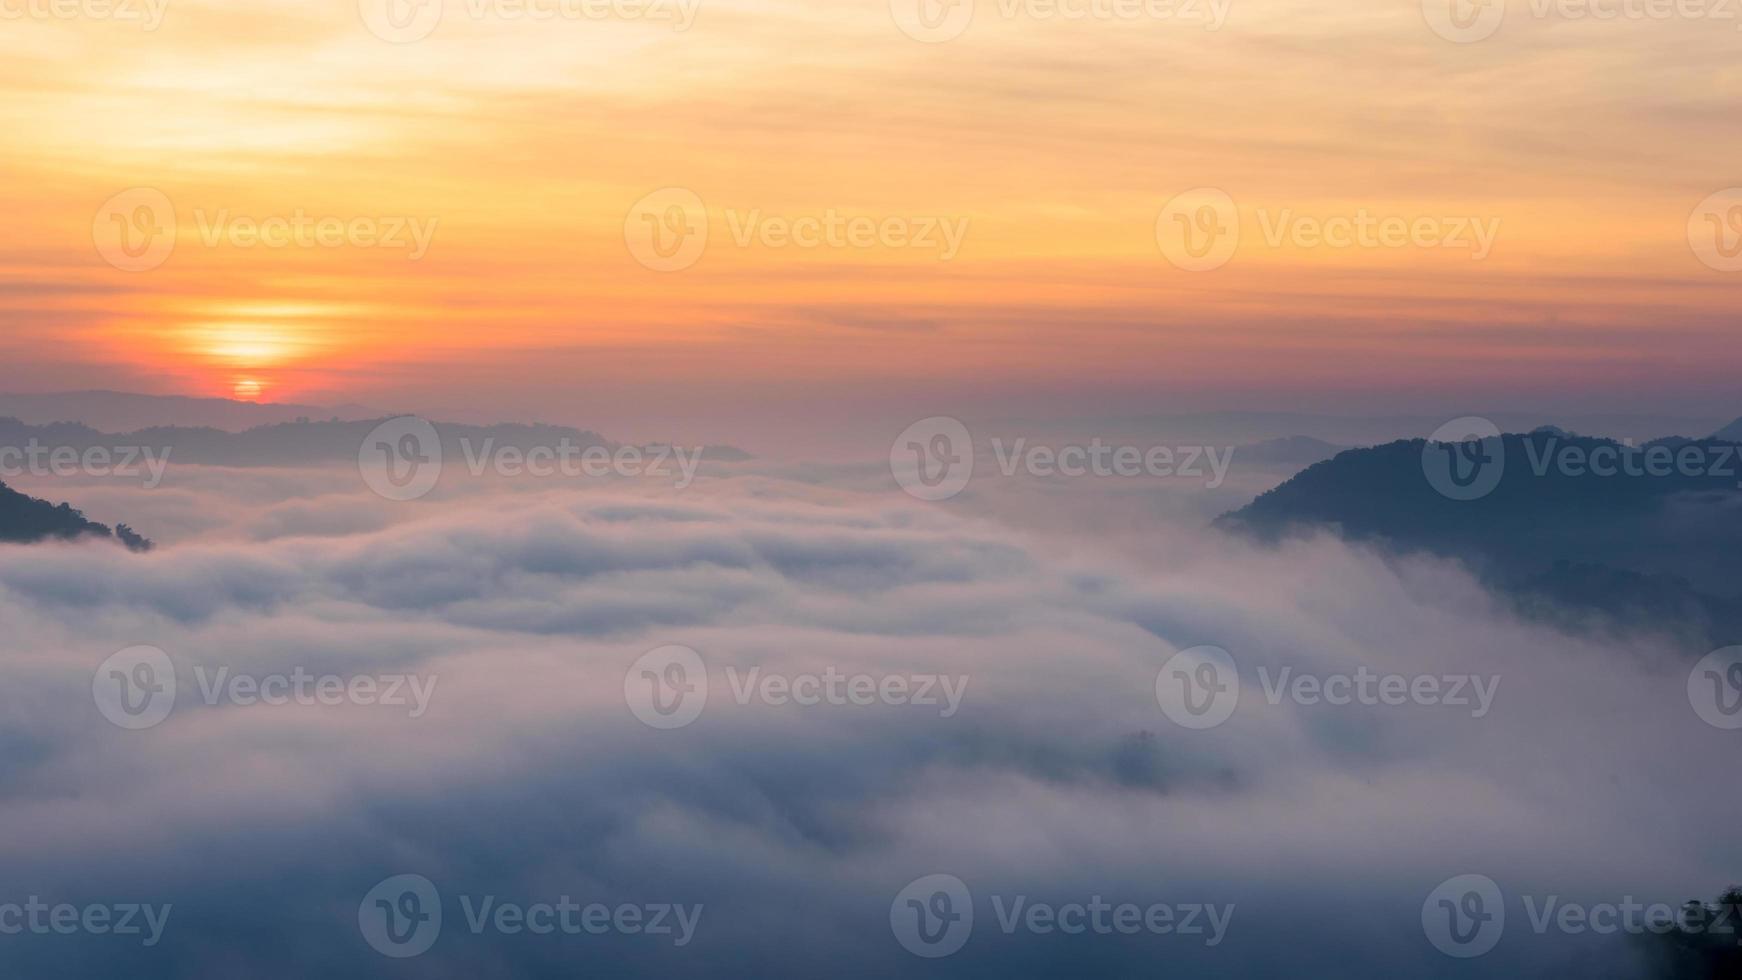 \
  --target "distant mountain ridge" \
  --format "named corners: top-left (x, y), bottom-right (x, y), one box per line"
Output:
top-left (0, 390), bottom-right (379, 433)
top-left (0, 416), bottom-right (753, 469)
top-left (1232, 435), bottom-right (1346, 466)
